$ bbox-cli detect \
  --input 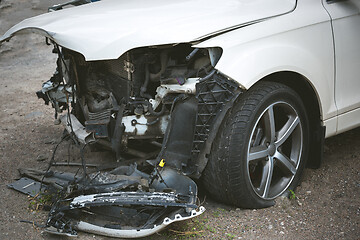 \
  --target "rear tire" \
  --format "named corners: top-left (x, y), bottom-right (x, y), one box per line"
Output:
top-left (202, 82), bottom-right (309, 208)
